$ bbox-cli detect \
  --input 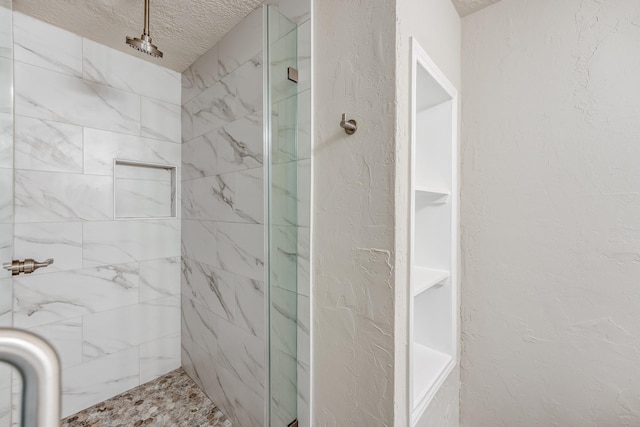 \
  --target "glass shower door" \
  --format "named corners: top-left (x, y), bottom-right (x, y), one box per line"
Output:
top-left (266, 6), bottom-right (299, 427)
top-left (0, 0), bottom-right (14, 425)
